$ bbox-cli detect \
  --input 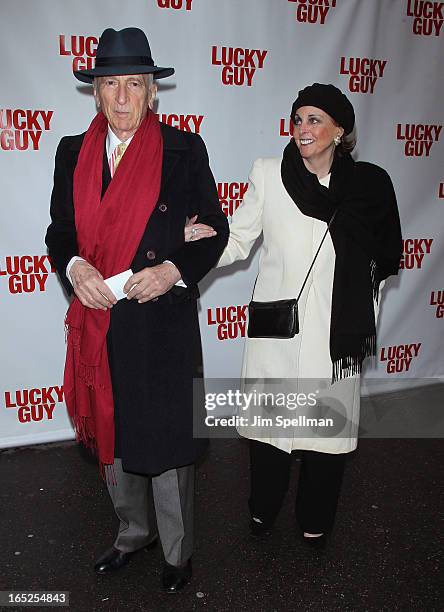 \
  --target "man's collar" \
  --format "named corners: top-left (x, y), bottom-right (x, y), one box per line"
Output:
top-left (106, 127), bottom-right (134, 158)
